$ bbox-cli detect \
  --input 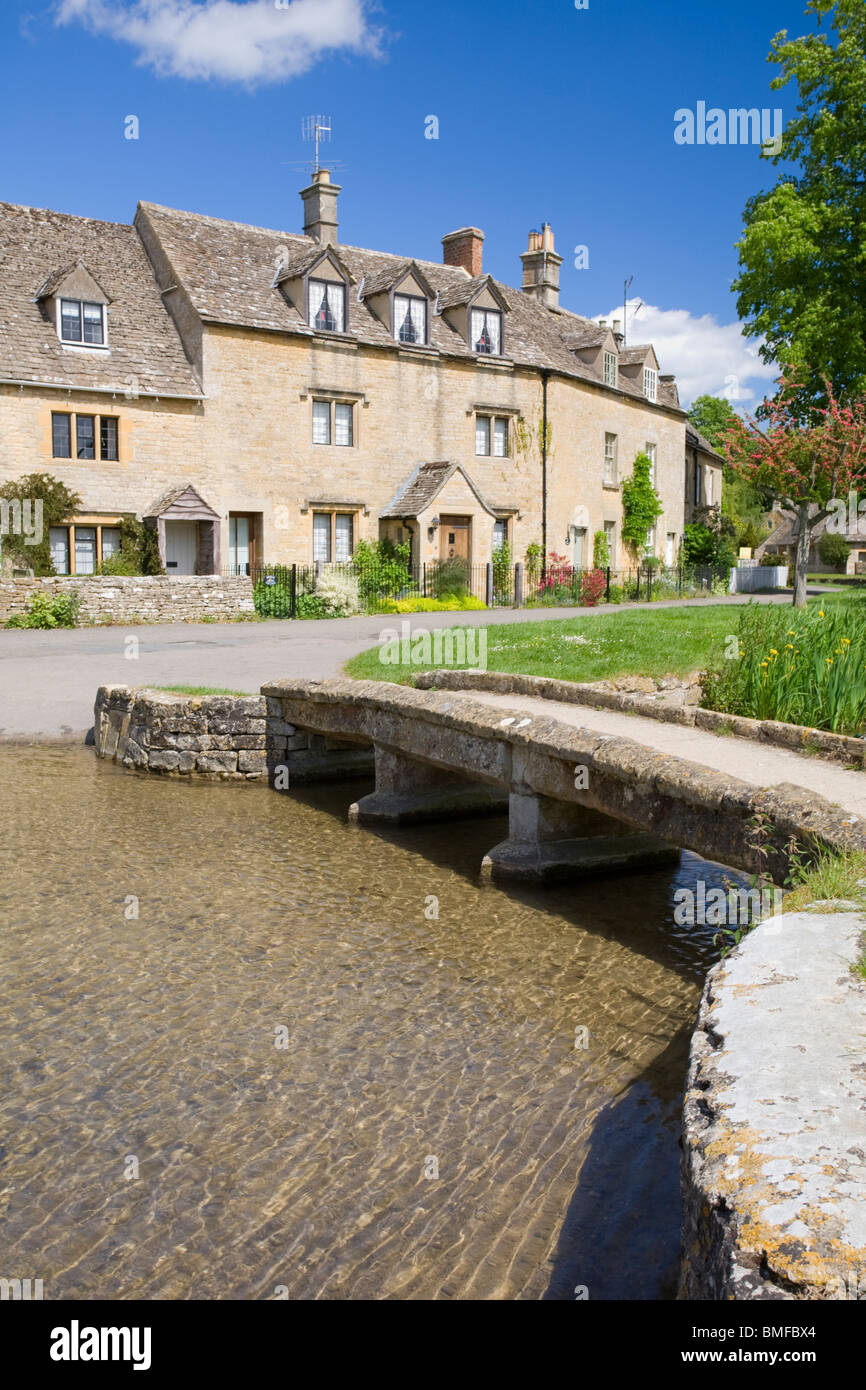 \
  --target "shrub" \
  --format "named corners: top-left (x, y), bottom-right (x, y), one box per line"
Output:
top-left (621, 452), bottom-right (663, 557)
top-left (817, 531), bottom-right (851, 571)
top-left (0, 474), bottom-right (82, 576)
top-left (580, 567), bottom-right (607, 606)
top-left (491, 541), bottom-right (512, 603)
top-left (352, 538), bottom-right (412, 604)
top-left (313, 569), bottom-right (362, 616)
top-left (430, 556), bottom-right (470, 598)
top-left (253, 568), bottom-right (294, 618)
top-left (379, 595), bottom-right (486, 614)
top-left (760, 552), bottom-right (785, 567)
top-left (296, 593), bottom-right (328, 619)
top-left (5, 590), bottom-right (80, 629)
